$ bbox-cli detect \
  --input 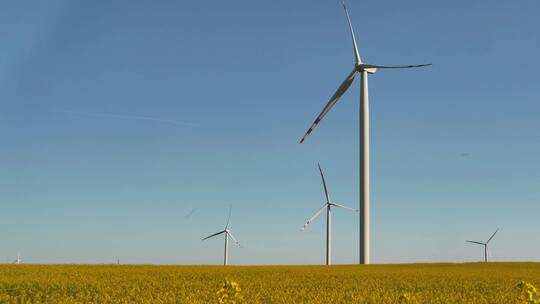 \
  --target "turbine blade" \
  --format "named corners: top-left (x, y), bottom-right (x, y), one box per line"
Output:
top-left (202, 230), bottom-right (226, 241)
top-left (227, 231), bottom-right (241, 246)
top-left (486, 228), bottom-right (499, 244)
top-left (318, 163), bottom-right (330, 203)
top-left (362, 63), bottom-right (432, 69)
top-left (225, 205), bottom-right (232, 229)
top-left (331, 203), bottom-right (358, 212)
top-left (342, 2), bottom-right (362, 64)
top-left (302, 204), bottom-right (328, 230)
top-left (299, 69), bottom-right (357, 144)
top-left (466, 240), bottom-right (485, 246)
